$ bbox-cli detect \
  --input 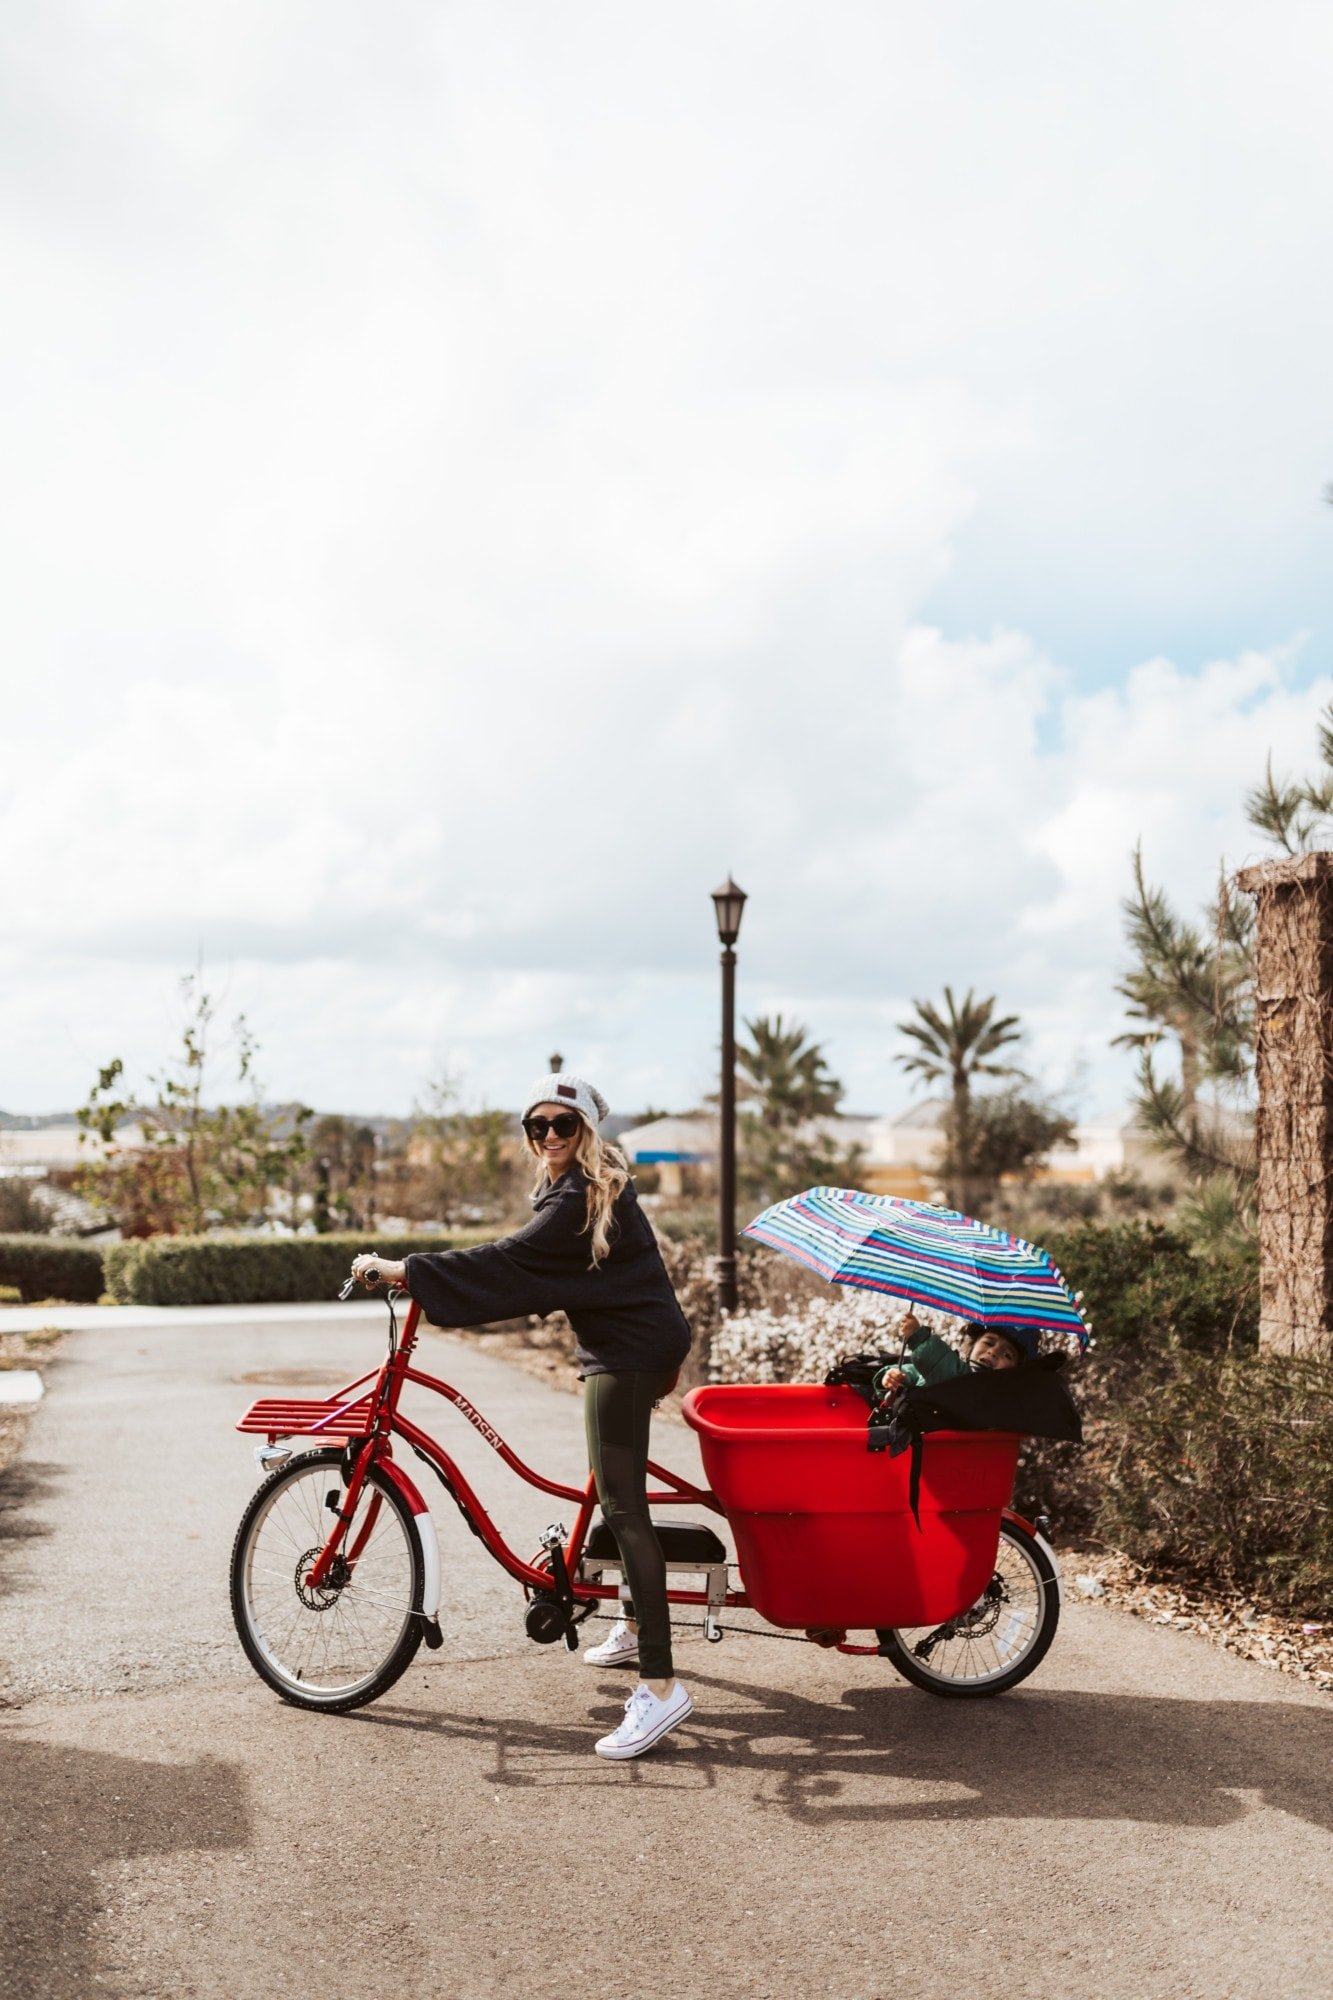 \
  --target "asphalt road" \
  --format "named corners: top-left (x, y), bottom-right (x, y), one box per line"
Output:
top-left (1, 1309), bottom-right (1330, 2000)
